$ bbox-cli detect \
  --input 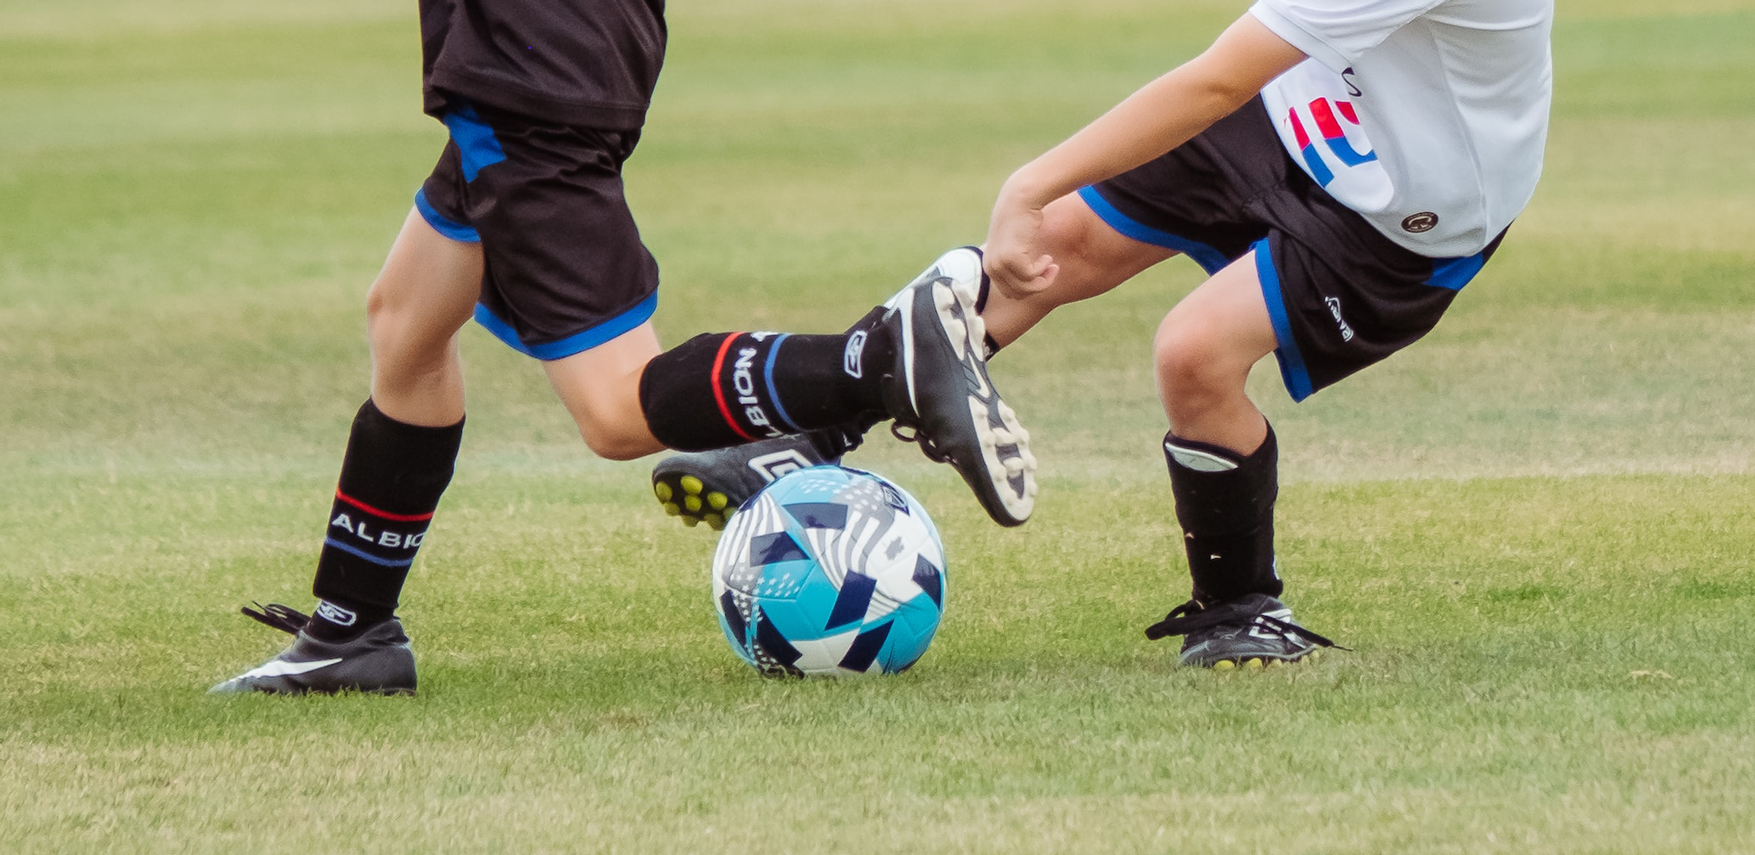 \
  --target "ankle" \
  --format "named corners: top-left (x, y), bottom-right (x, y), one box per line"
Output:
top-left (303, 600), bottom-right (393, 641)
